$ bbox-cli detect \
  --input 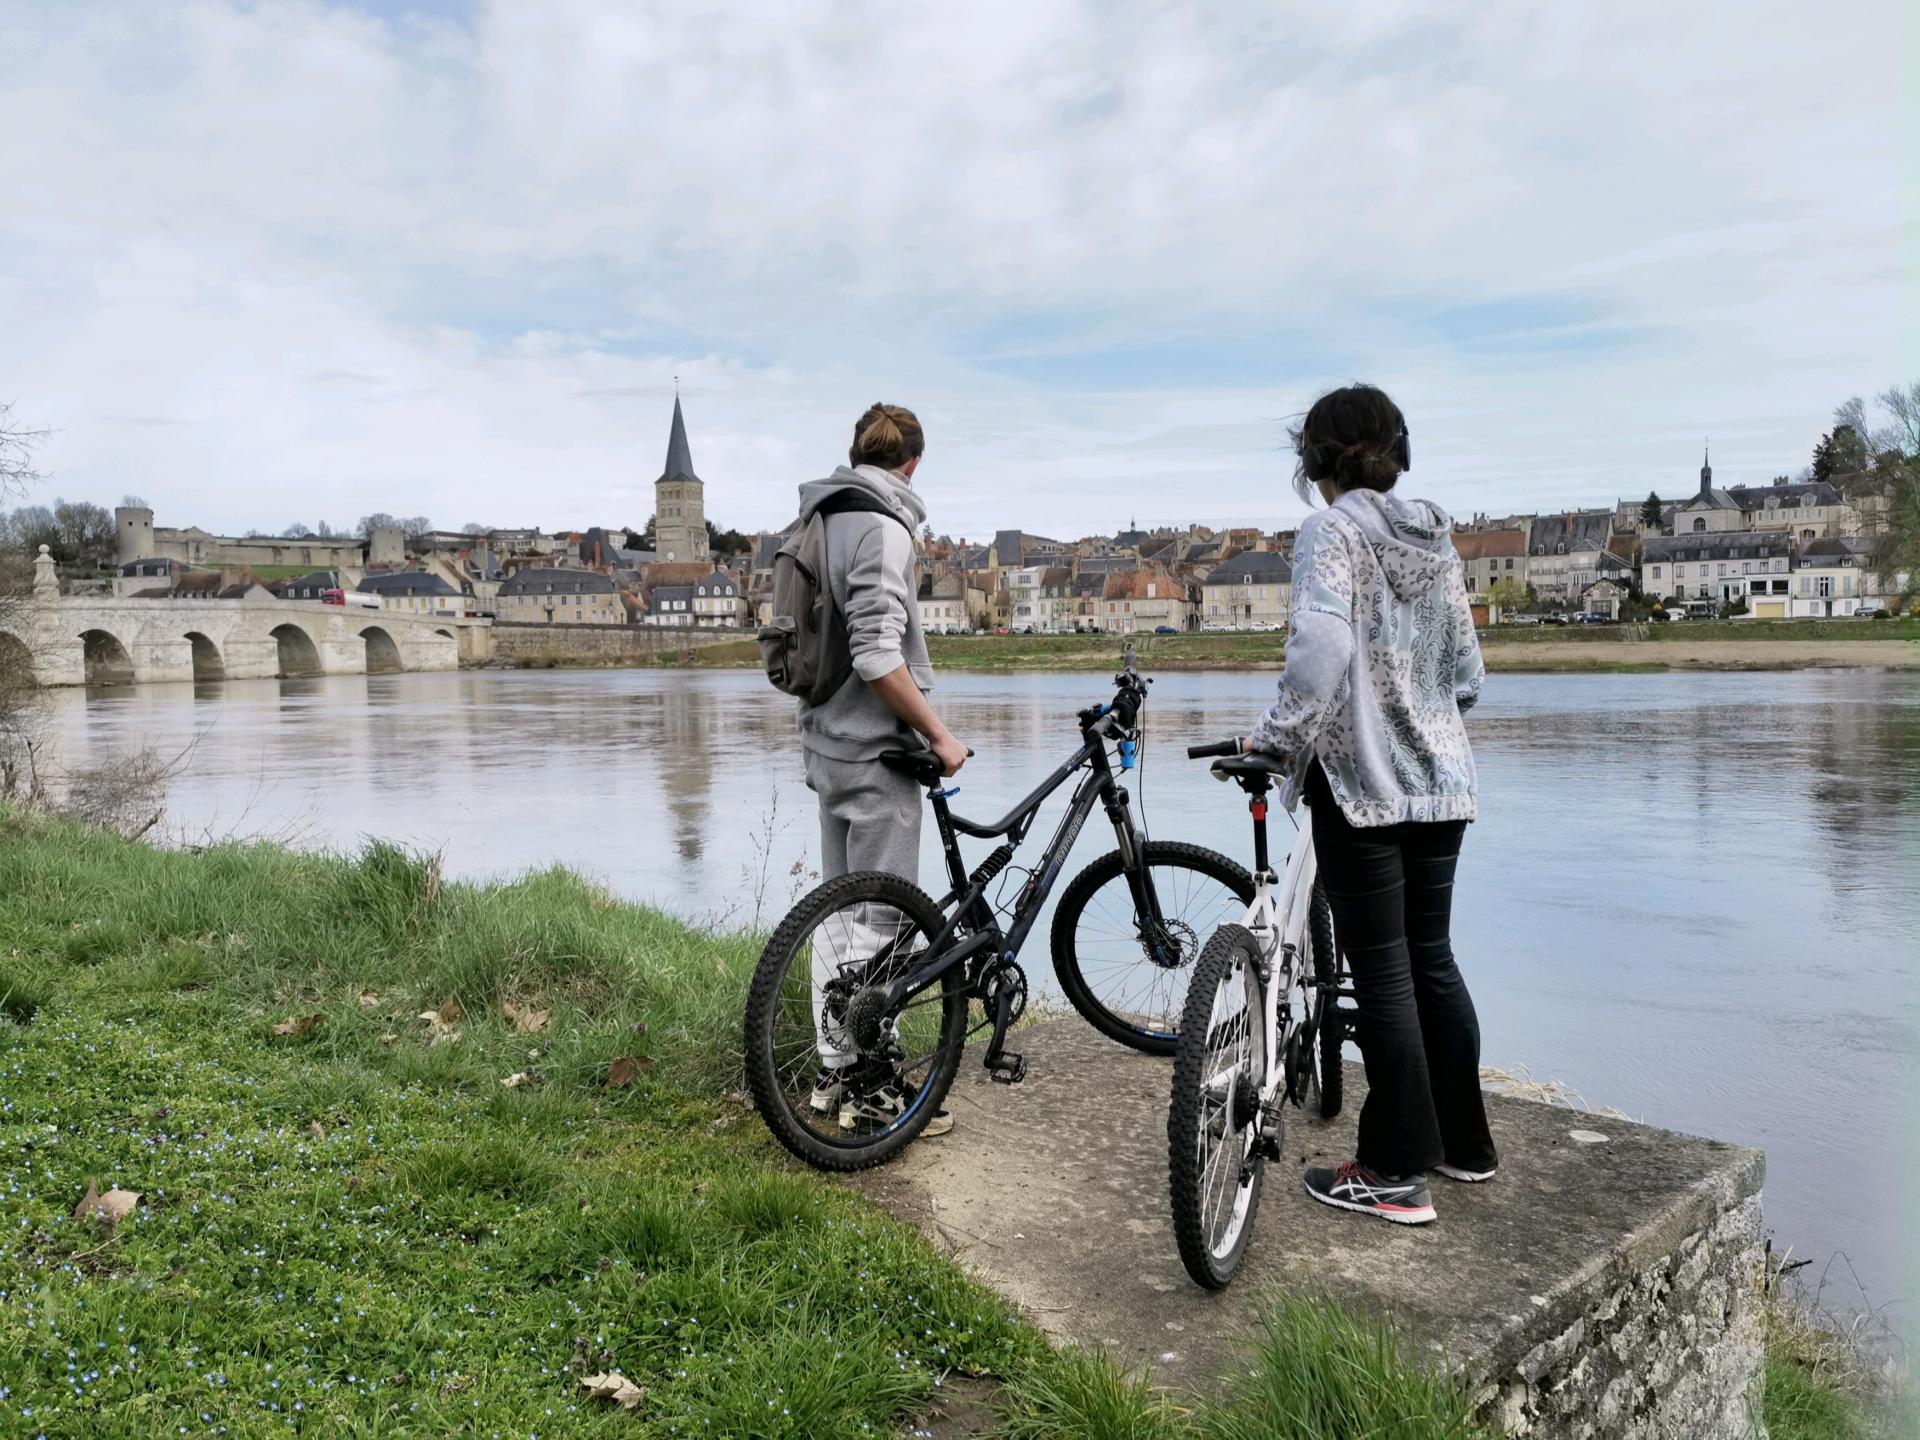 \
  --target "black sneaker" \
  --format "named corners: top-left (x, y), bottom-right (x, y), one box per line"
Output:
top-left (838, 1071), bottom-right (952, 1136)
top-left (1303, 1160), bottom-right (1436, 1224)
